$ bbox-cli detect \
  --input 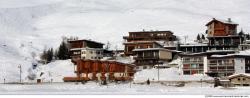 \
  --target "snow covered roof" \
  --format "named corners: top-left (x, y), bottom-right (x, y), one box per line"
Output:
top-left (207, 35), bottom-right (240, 38)
top-left (129, 30), bottom-right (173, 34)
top-left (133, 48), bottom-right (182, 53)
top-left (206, 18), bottom-right (238, 26)
top-left (70, 48), bottom-right (104, 51)
top-left (123, 41), bottom-right (163, 46)
top-left (68, 39), bottom-right (104, 45)
top-left (228, 73), bottom-right (250, 79)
